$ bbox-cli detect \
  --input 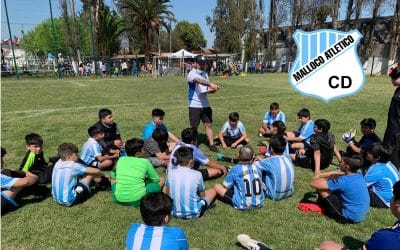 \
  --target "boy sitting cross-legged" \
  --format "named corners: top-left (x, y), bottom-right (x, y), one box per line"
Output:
top-left (257, 135), bottom-right (295, 201)
top-left (216, 112), bottom-right (249, 149)
top-left (164, 146), bottom-right (216, 219)
top-left (214, 145), bottom-right (265, 210)
top-left (111, 138), bottom-right (165, 207)
top-left (52, 143), bottom-right (107, 207)
top-left (125, 192), bottom-right (189, 250)
top-left (80, 125), bottom-right (119, 170)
